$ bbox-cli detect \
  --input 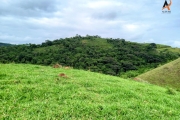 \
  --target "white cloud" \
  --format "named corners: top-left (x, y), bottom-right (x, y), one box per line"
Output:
top-left (87, 1), bottom-right (122, 9)
top-left (123, 24), bottom-right (139, 32)
top-left (172, 41), bottom-right (180, 47)
top-left (0, 0), bottom-right (179, 48)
